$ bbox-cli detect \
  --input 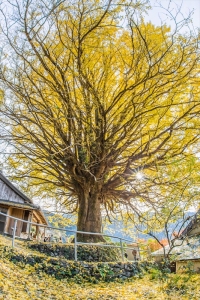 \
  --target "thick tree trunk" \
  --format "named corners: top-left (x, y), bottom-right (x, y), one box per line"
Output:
top-left (77, 188), bottom-right (104, 242)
